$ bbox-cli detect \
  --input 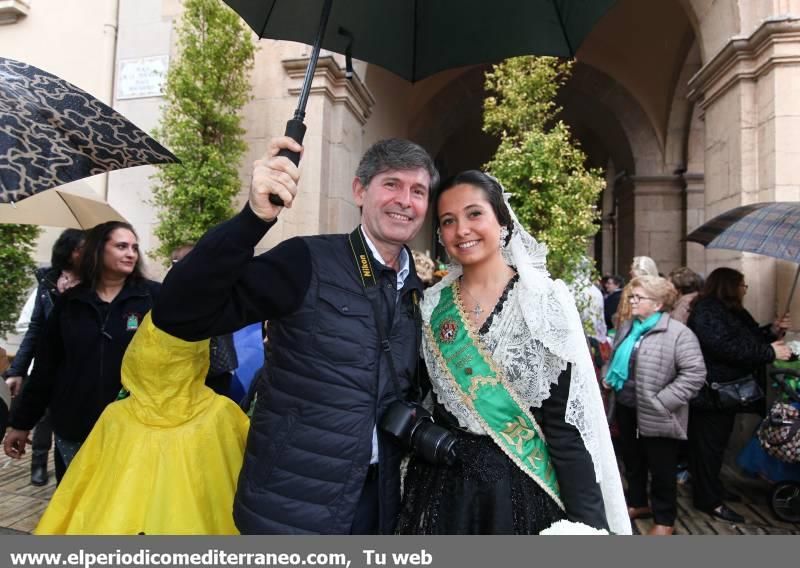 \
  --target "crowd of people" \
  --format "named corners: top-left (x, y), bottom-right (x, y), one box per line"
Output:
top-left (0, 135), bottom-right (796, 536)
